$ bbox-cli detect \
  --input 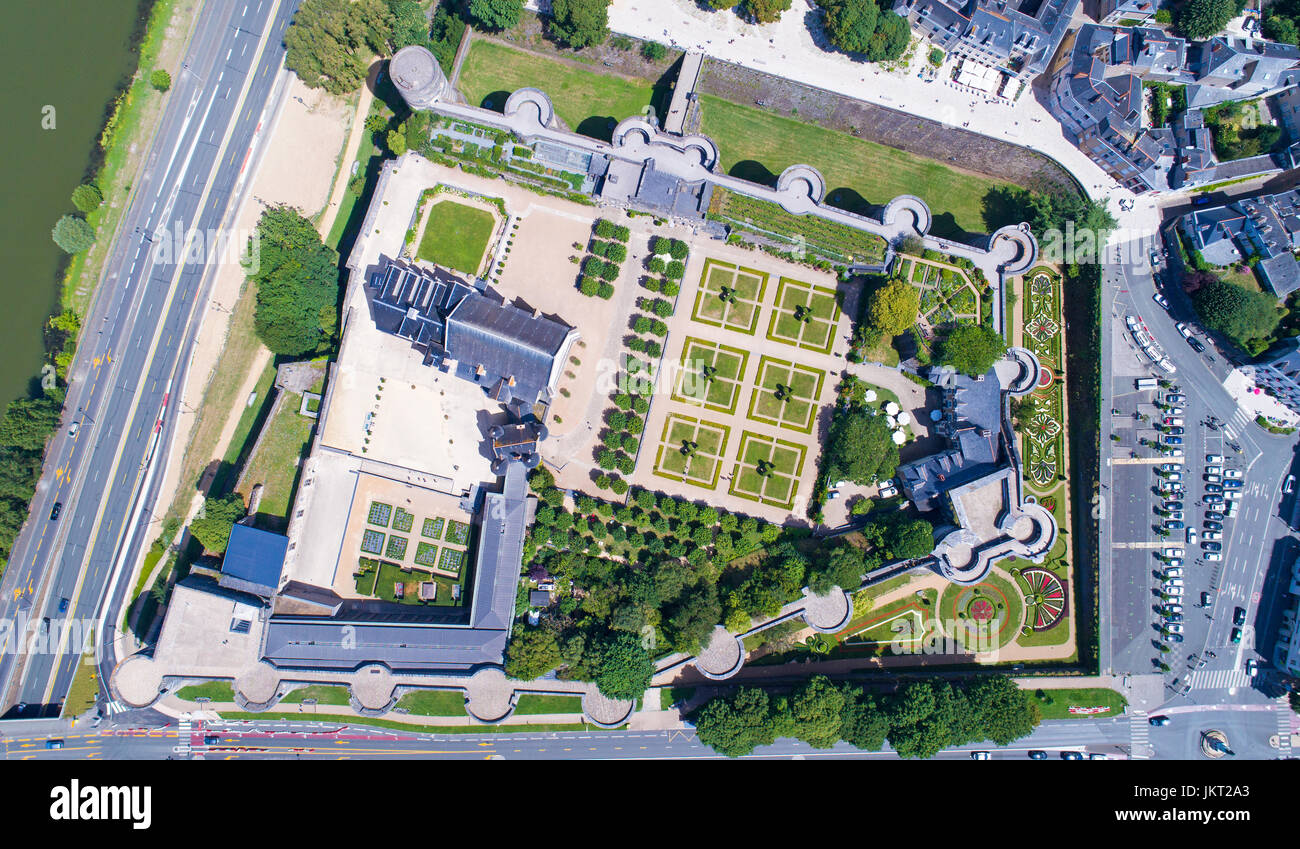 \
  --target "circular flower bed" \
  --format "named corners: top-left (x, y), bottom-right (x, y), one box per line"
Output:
top-left (1037, 365), bottom-right (1054, 388)
top-left (1021, 567), bottom-right (1067, 631)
